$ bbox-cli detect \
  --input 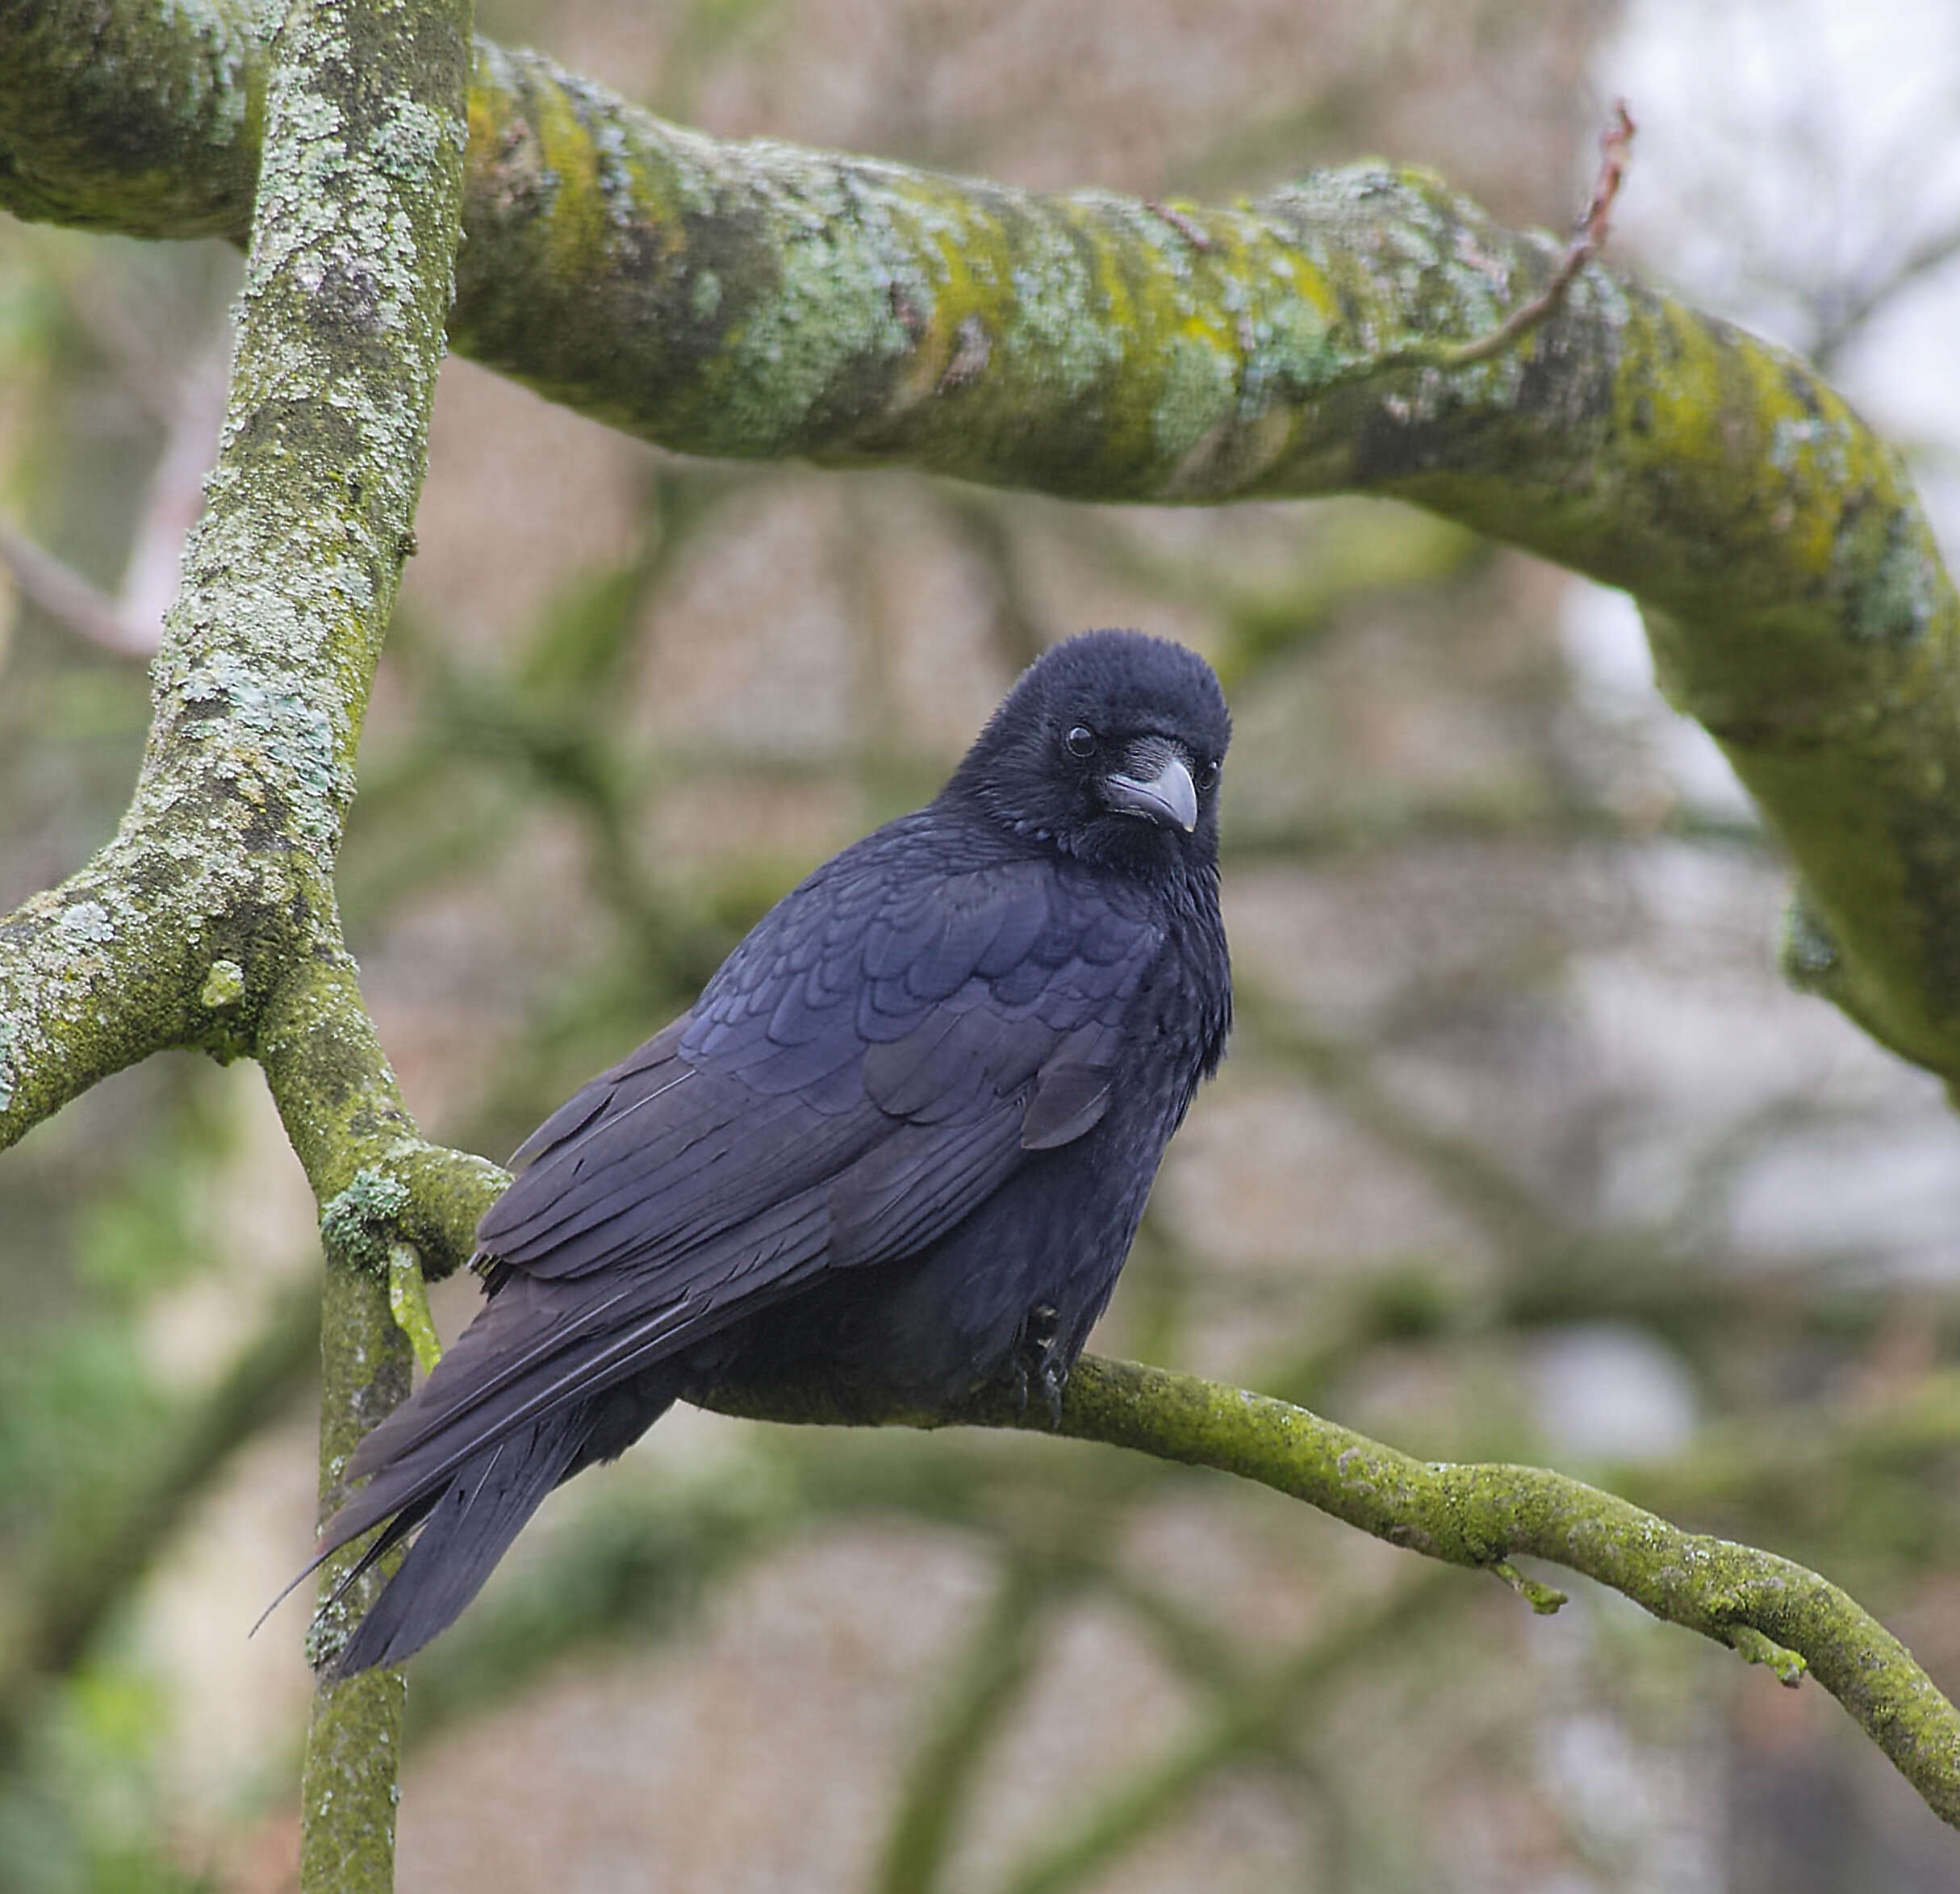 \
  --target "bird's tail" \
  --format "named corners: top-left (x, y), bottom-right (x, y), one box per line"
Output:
top-left (307, 1367), bottom-right (685, 1678)
top-left (326, 1411), bottom-right (588, 1675)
